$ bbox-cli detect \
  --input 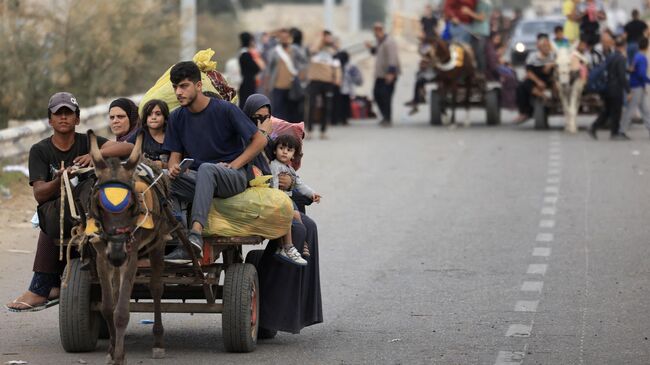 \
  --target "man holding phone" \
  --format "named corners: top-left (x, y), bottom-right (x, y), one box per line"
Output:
top-left (163, 61), bottom-right (267, 263)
